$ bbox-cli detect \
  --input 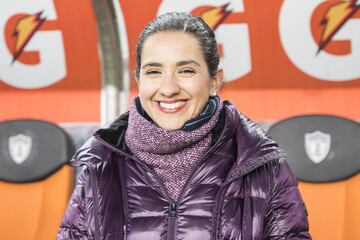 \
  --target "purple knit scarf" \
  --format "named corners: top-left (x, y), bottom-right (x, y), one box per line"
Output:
top-left (124, 98), bottom-right (223, 200)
